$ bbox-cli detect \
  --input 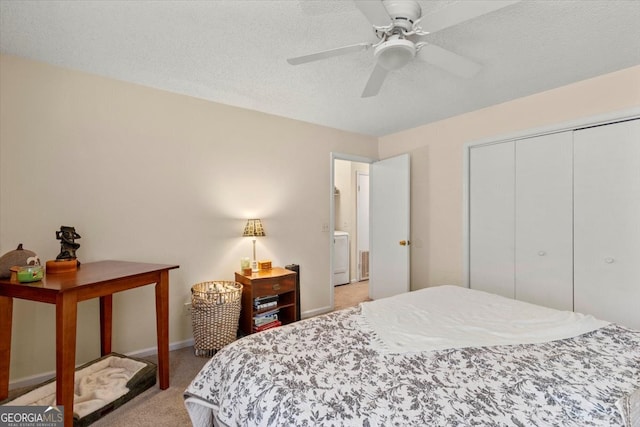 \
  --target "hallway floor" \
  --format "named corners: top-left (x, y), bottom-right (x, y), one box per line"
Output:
top-left (334, 280), bottom-right (371, 311)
